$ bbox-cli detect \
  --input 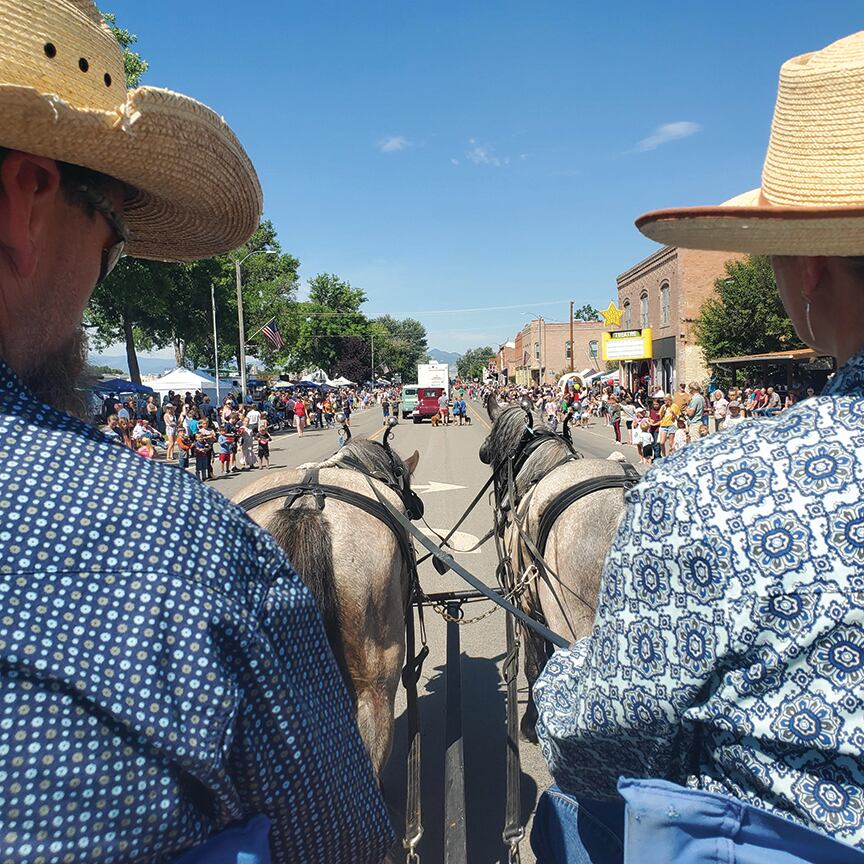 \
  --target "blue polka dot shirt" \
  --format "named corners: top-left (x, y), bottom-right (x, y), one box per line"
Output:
top-left (0, 361), bottom-right (393, 863)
